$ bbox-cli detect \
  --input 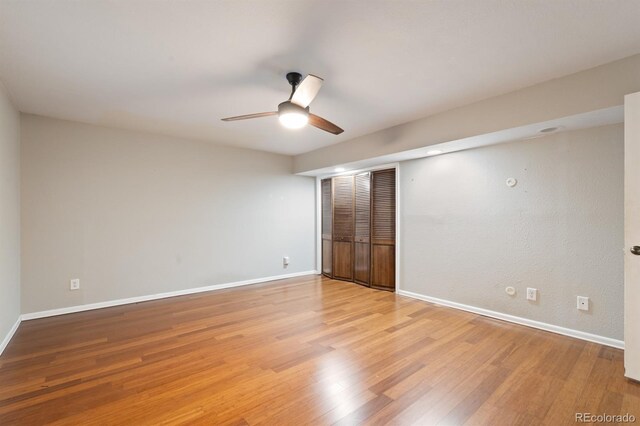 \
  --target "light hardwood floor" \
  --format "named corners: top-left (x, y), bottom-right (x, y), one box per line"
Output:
top-left (0, 275), bottom-right (638, 425)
